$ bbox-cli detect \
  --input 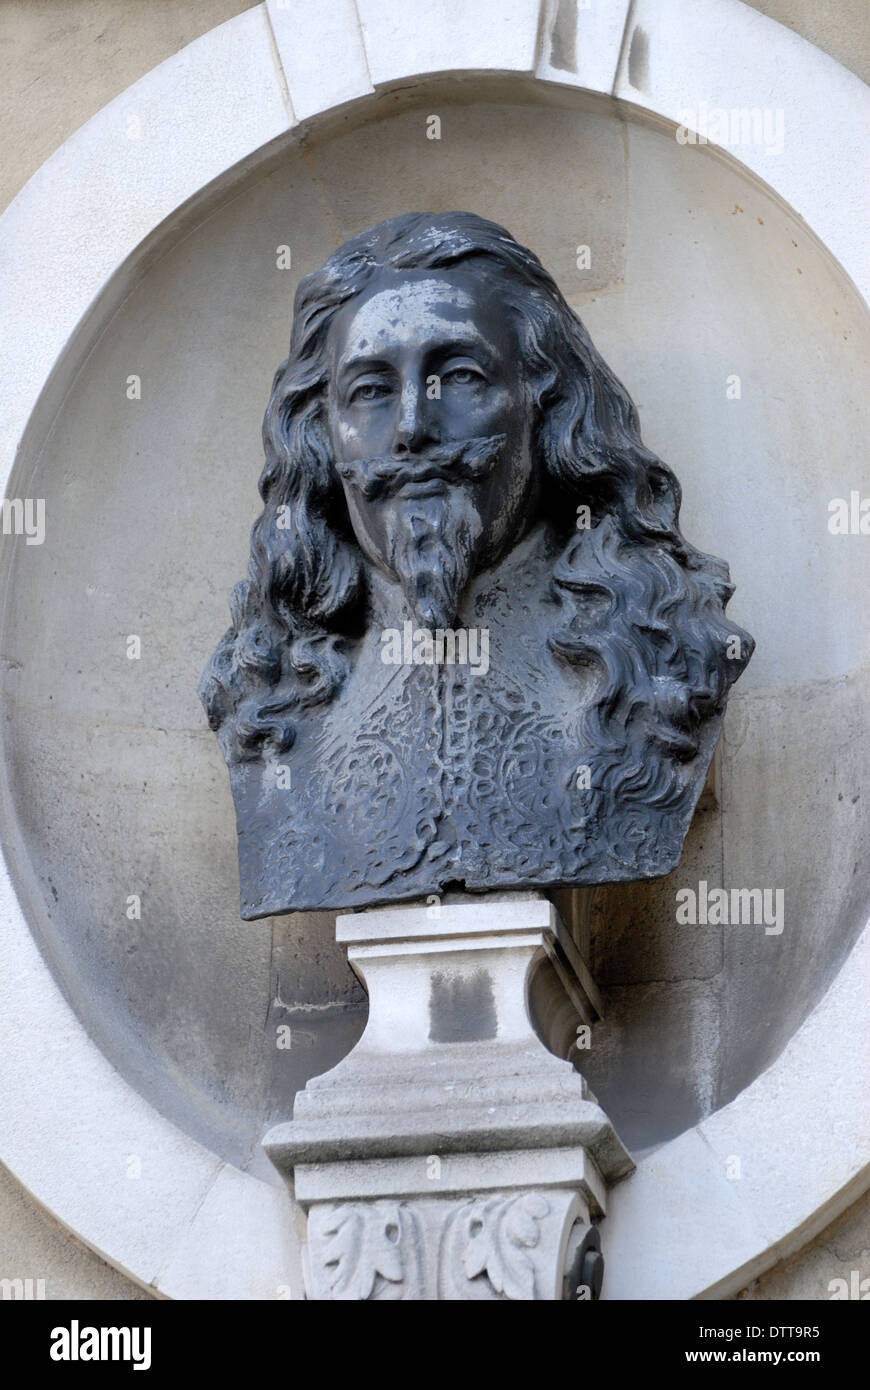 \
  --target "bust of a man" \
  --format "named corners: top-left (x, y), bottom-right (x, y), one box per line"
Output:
top-left (201, 212), bottom-right (753, 916)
